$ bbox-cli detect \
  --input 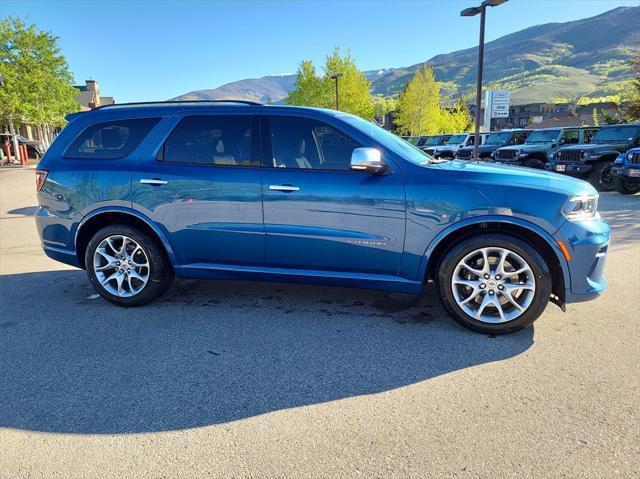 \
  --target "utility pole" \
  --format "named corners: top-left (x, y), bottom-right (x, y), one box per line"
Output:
top-left (461, 0), bottom-right (508, 160)
top-left (330, 73), bottom-right (343, 111)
